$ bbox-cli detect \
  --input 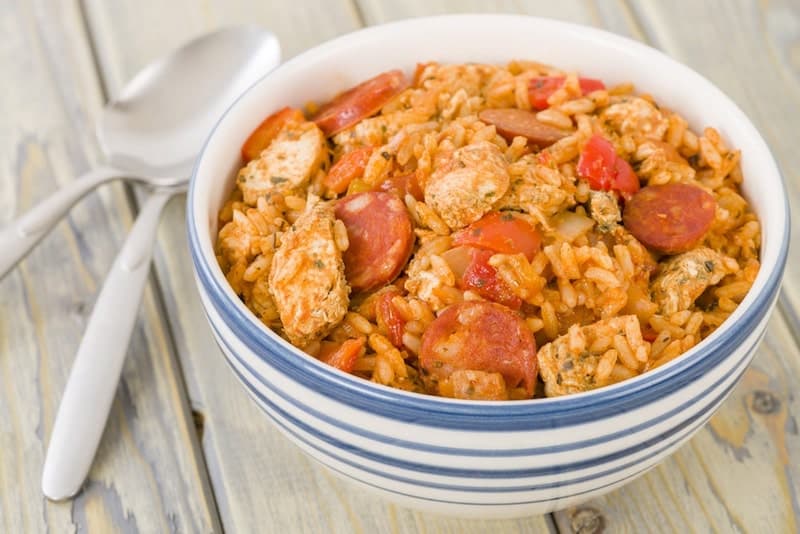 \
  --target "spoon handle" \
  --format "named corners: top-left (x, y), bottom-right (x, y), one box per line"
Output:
top-left (41, 189), bottom-right (175, 501)
top-left (0, 165), bottom-right (129, 280)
